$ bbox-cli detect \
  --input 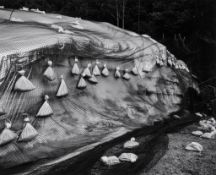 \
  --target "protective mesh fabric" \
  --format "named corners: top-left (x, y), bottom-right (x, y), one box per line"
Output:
top-left (0, 9), bottom-right (165, 62)
top-left (0, 8), bottom-right (198, 170)
top-left (0, 56), bottom-right (188, 168)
